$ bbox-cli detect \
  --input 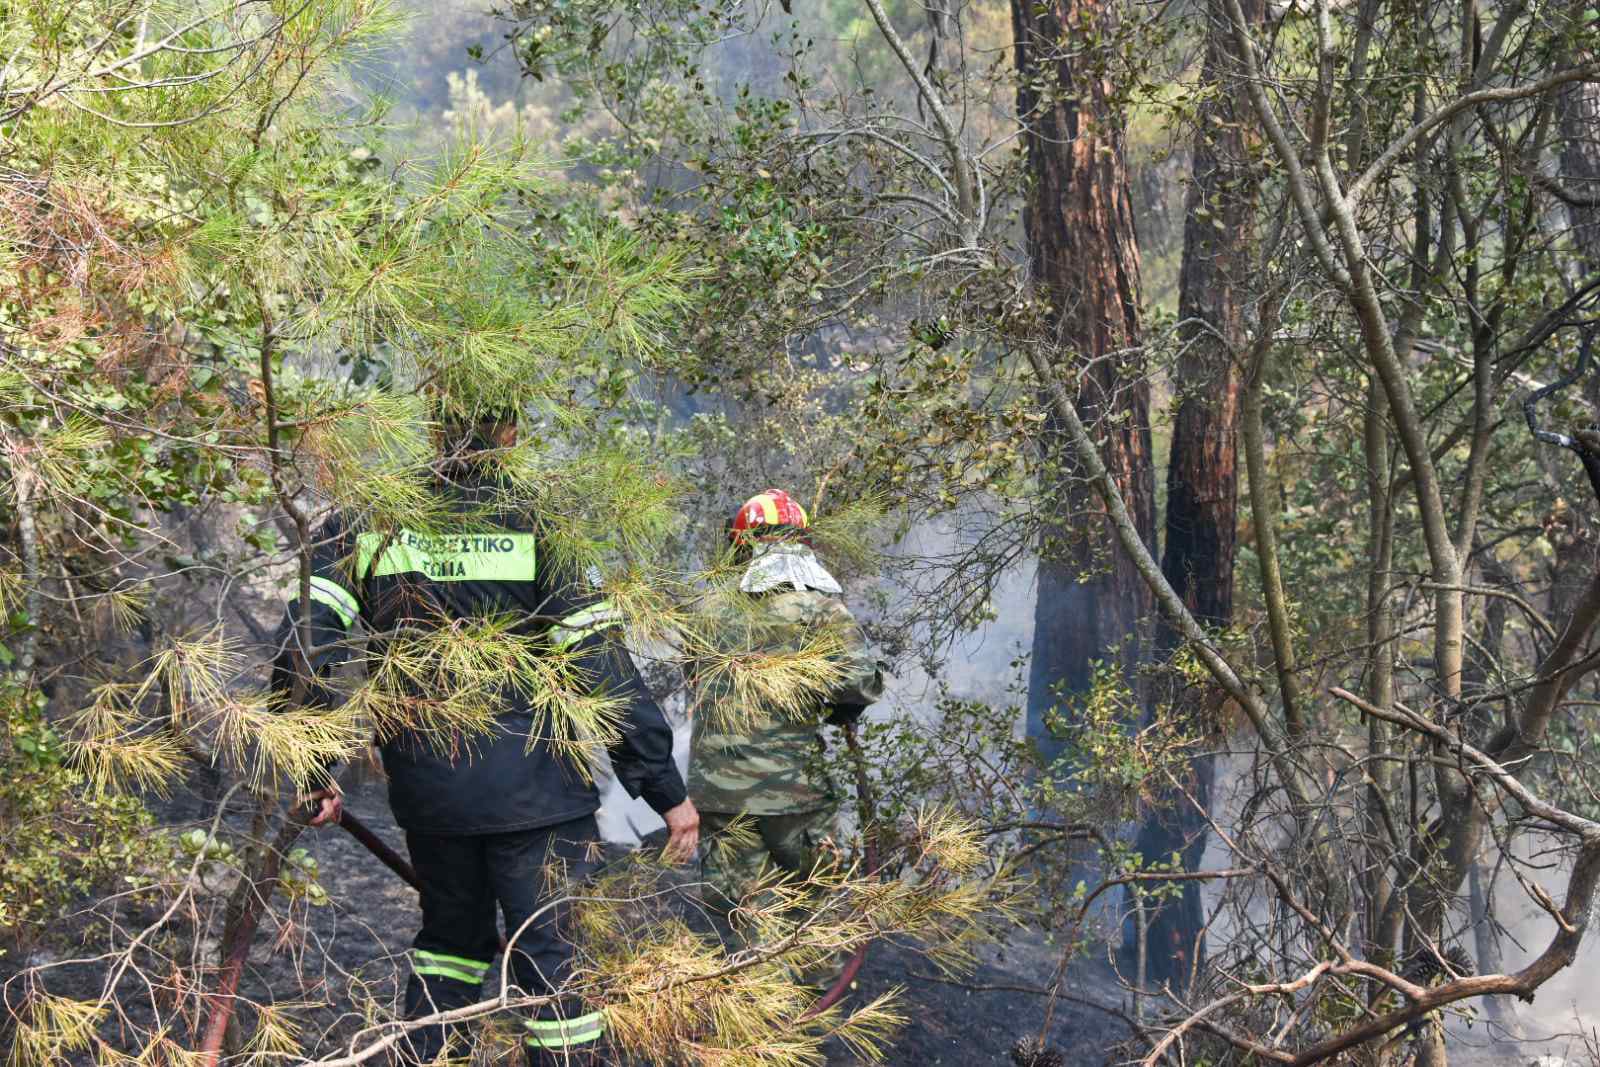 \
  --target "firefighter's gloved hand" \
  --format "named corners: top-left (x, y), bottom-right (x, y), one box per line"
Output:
top-left (660, 798), bottom-right (699, 864)
top-left (302, 788), bottom-right (343, 827)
